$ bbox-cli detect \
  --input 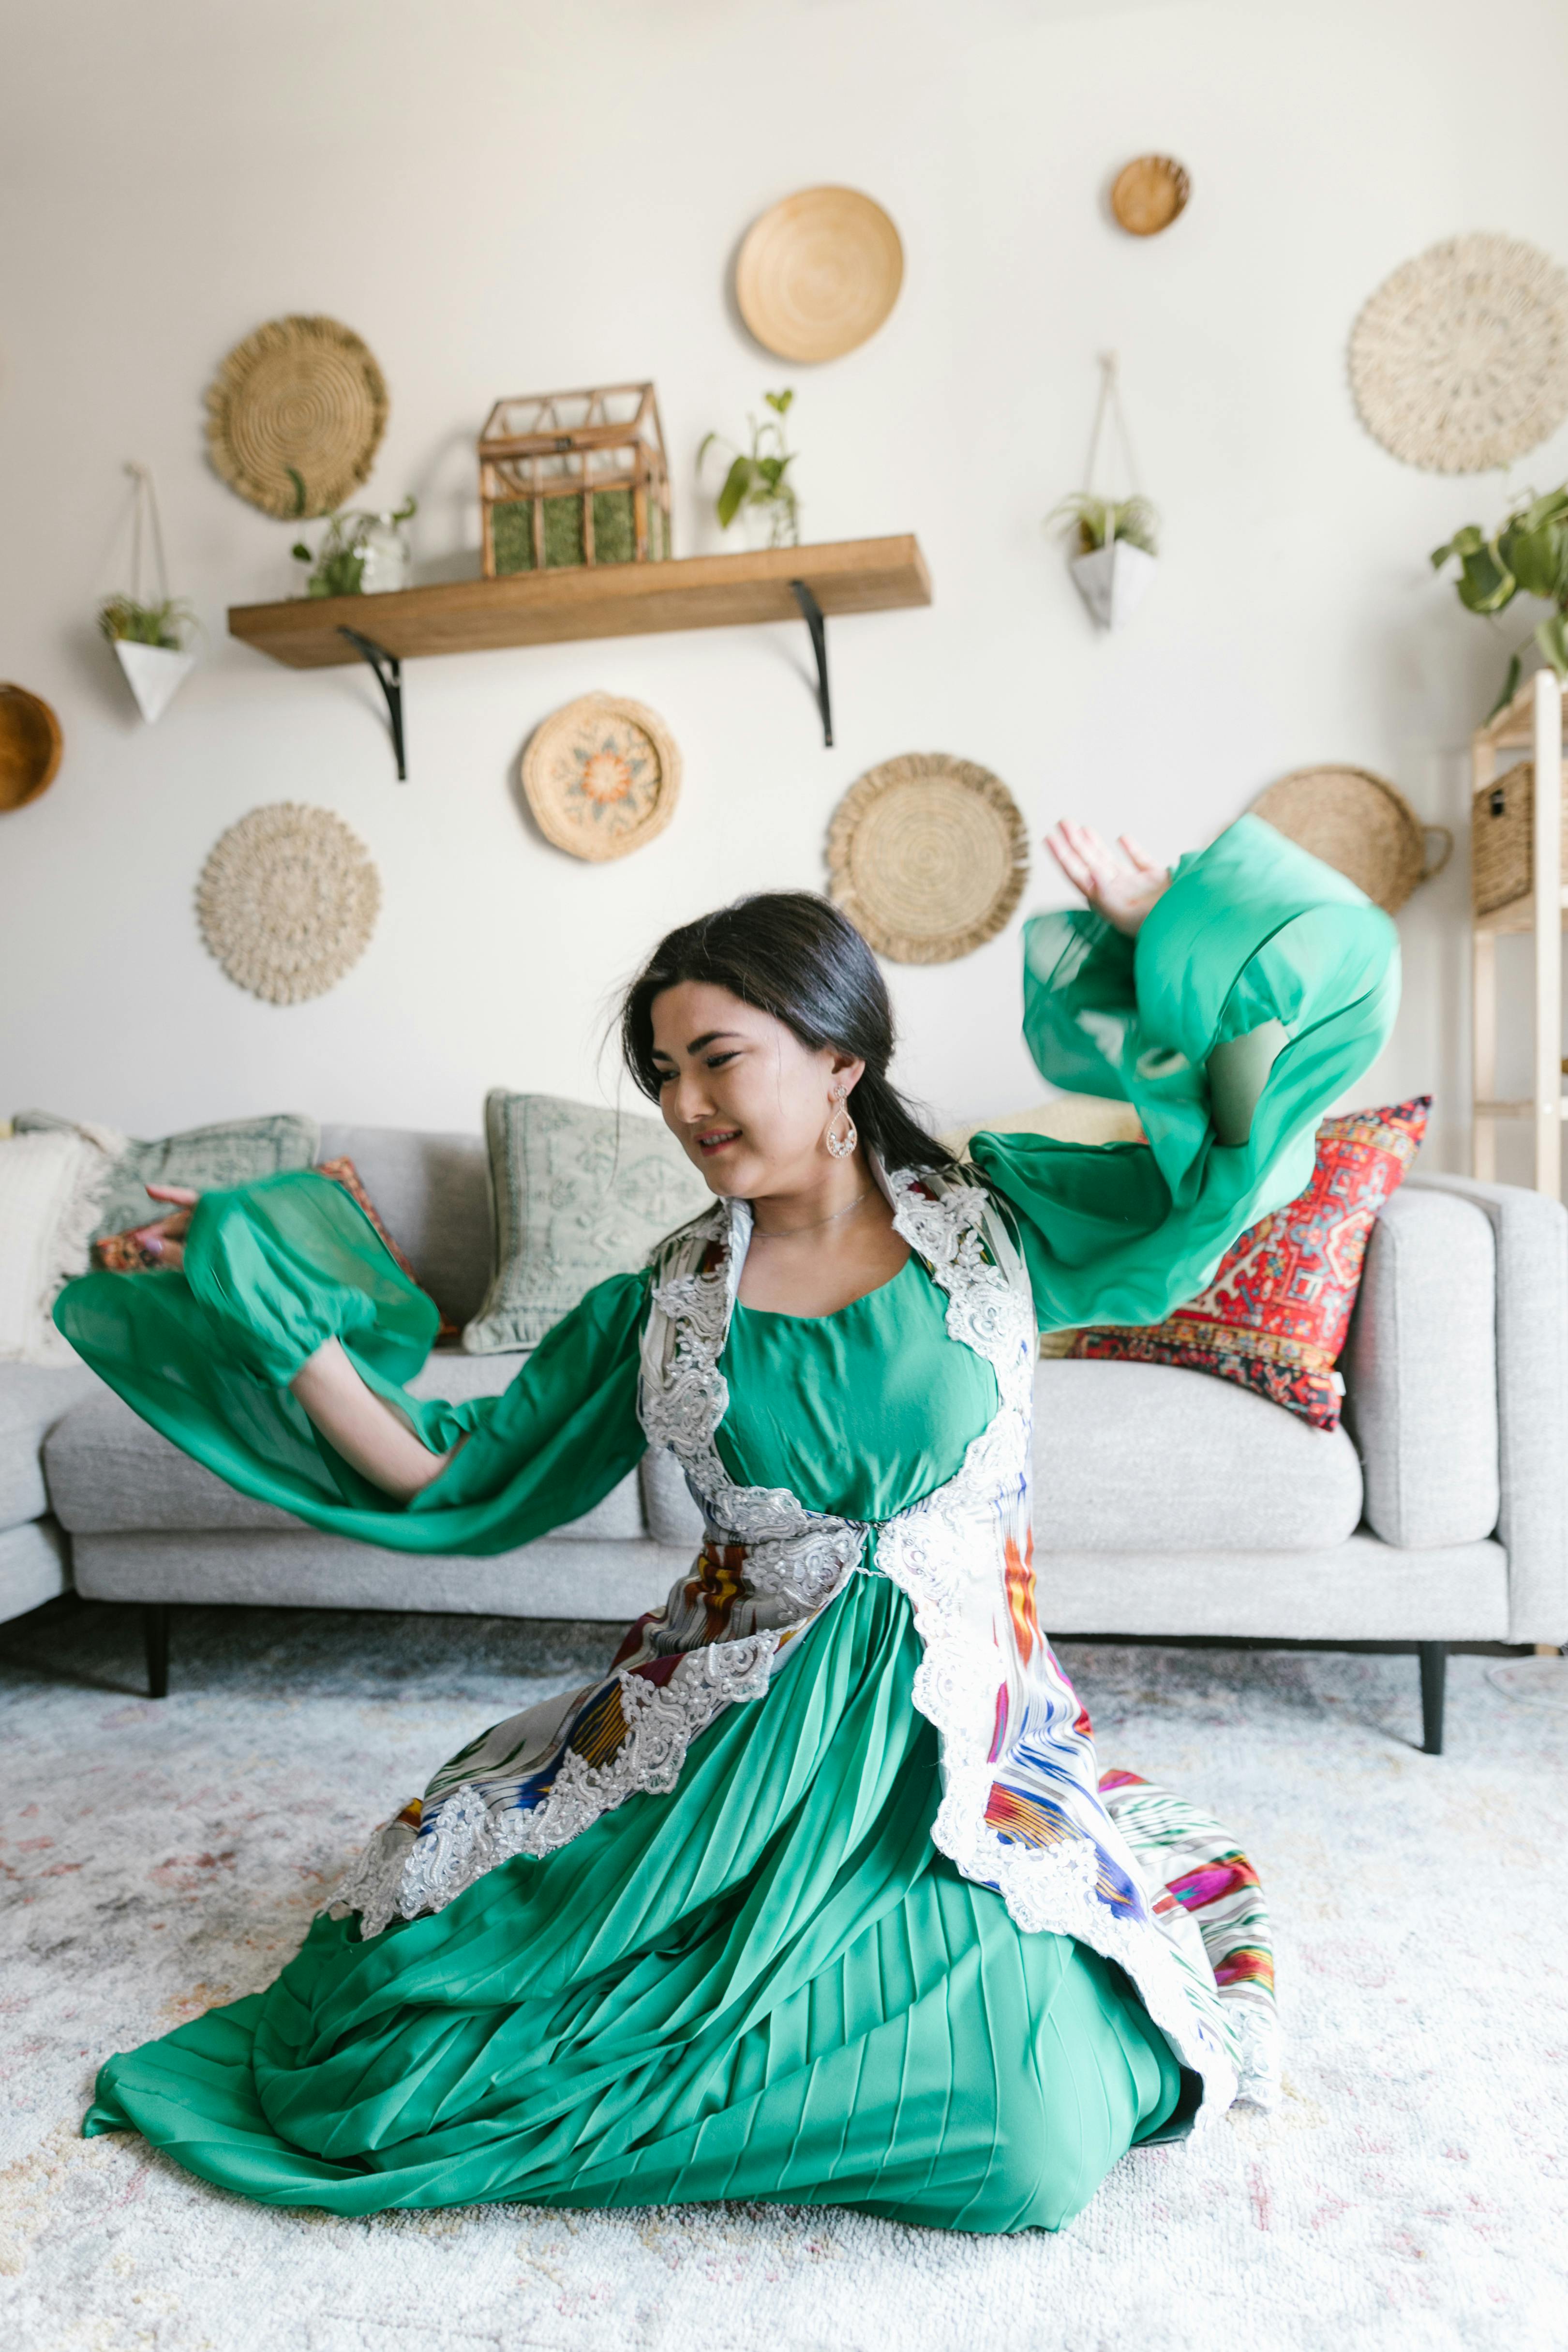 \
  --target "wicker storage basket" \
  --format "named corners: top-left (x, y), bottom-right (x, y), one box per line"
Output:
top-left (1472, 760), bottom-right (1568, 917)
